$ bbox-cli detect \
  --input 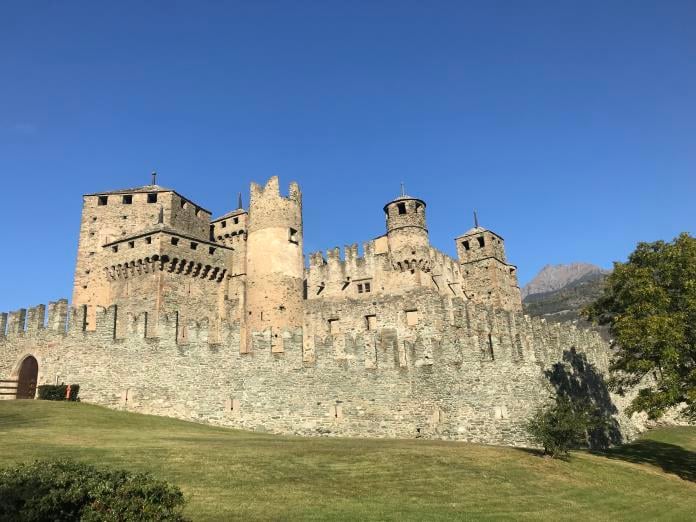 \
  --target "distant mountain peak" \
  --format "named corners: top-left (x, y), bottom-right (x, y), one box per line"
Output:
top-left (522, 262), bottom-right (608, 299)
